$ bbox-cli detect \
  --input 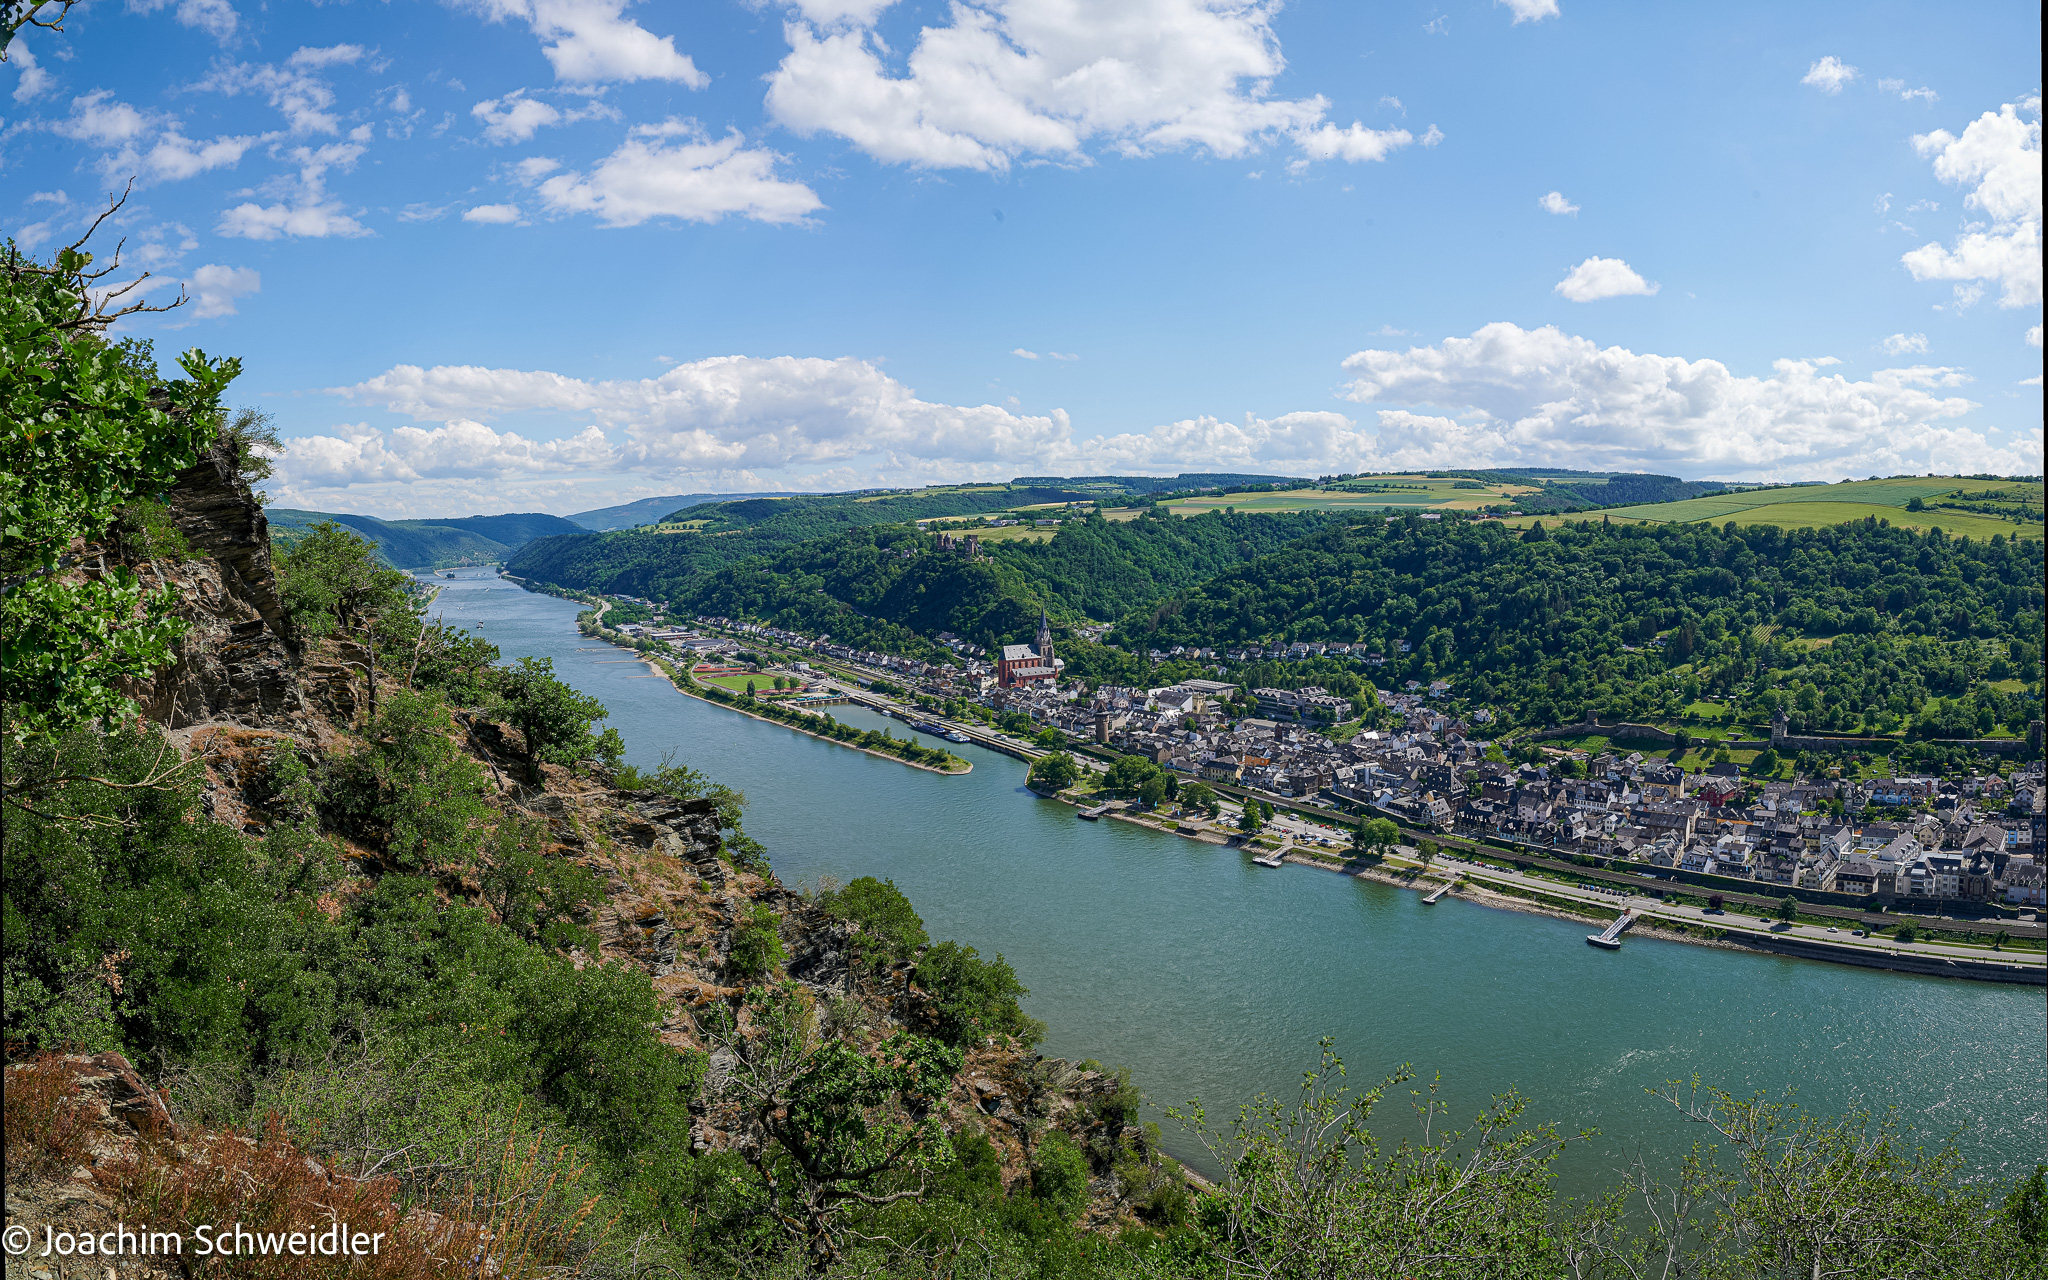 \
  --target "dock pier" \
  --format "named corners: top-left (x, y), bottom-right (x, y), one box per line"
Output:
top-left (1586, 910), bottom-right (1639, 950)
